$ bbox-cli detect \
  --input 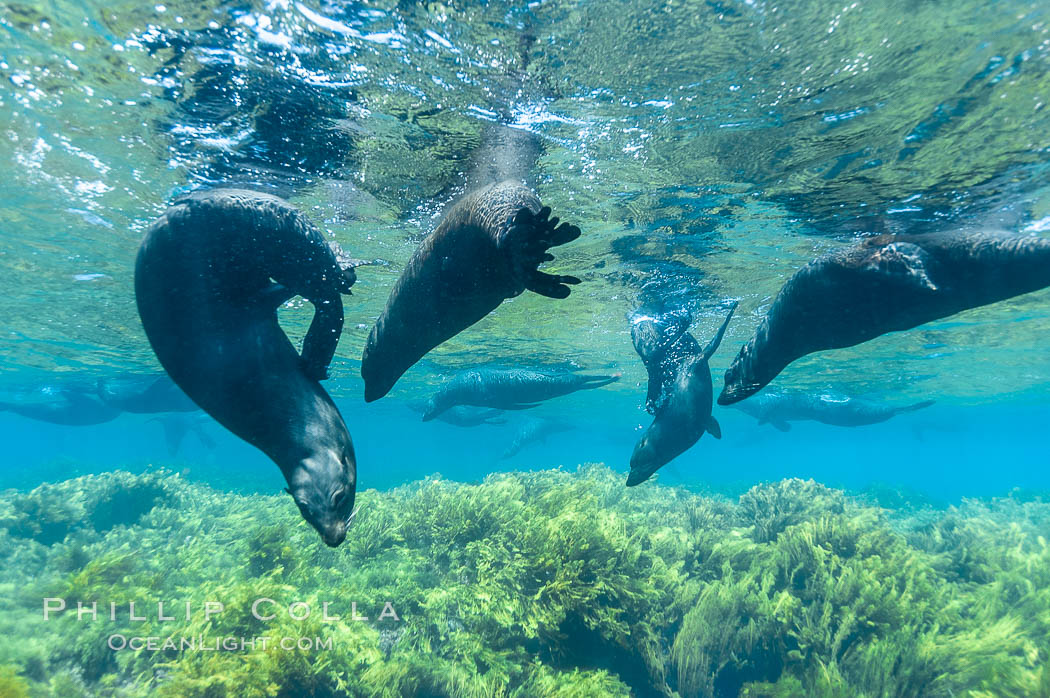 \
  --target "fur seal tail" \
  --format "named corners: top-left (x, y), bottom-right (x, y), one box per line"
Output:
top-left (894, 400), bottom-right (935, 415)
top-left (702, 302), bottom-right (738, 361)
